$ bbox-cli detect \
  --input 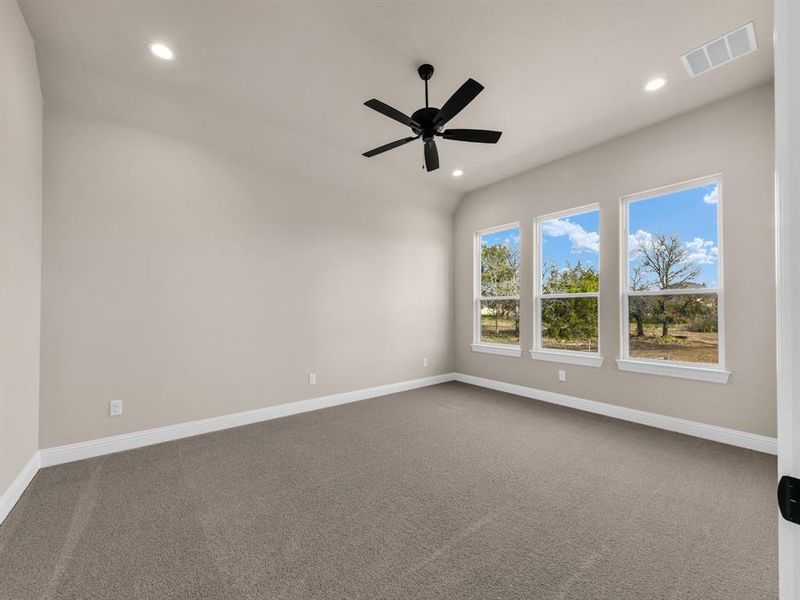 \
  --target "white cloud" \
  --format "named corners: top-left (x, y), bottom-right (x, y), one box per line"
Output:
top-left (541, 218), bottom-right (599, 254)
top-left (684, 237), bottom-right (718, 264)
top-left (703, 186), bottom-right (719, 204)
top-left (628, 229), bottom-right (653, 259)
